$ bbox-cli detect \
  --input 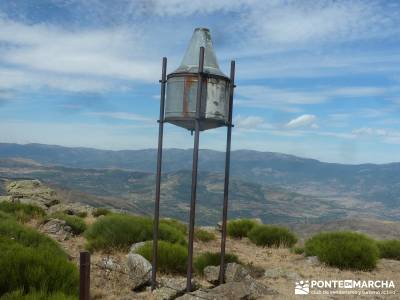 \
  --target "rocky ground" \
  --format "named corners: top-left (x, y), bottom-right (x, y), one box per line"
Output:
top-left (1, 179), bottom-right (399, 299)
